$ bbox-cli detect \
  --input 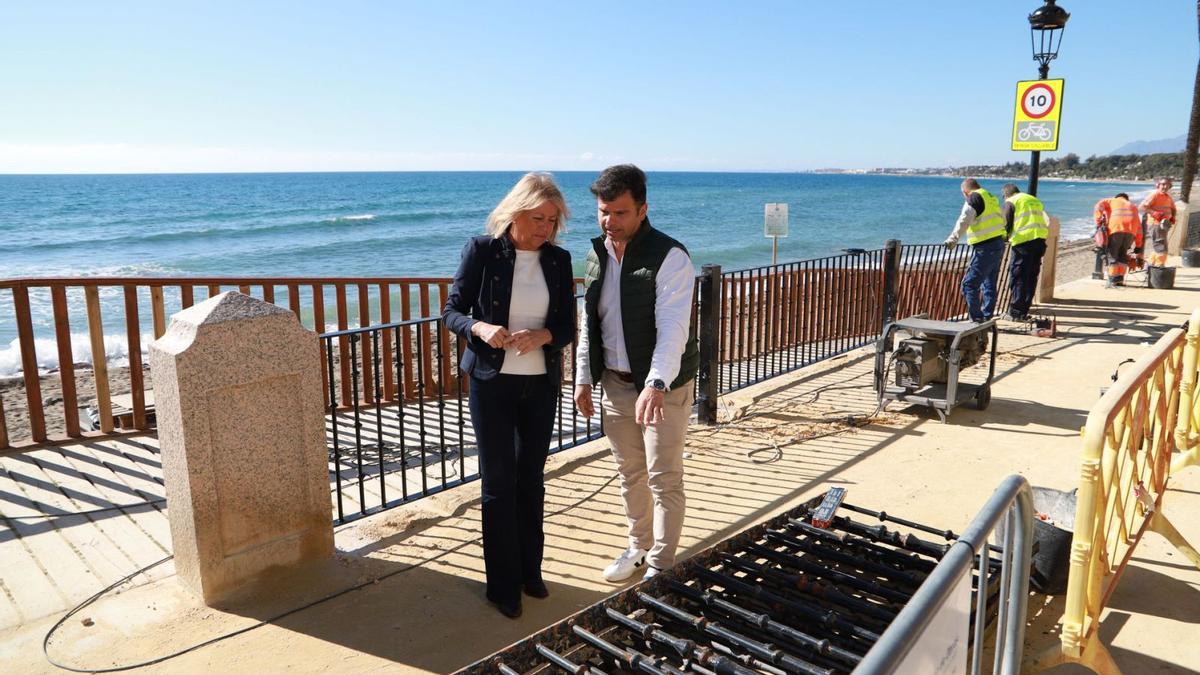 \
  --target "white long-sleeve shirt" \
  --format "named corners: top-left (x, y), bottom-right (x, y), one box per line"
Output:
top-left (575, 239), bottom-right (694, 389)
